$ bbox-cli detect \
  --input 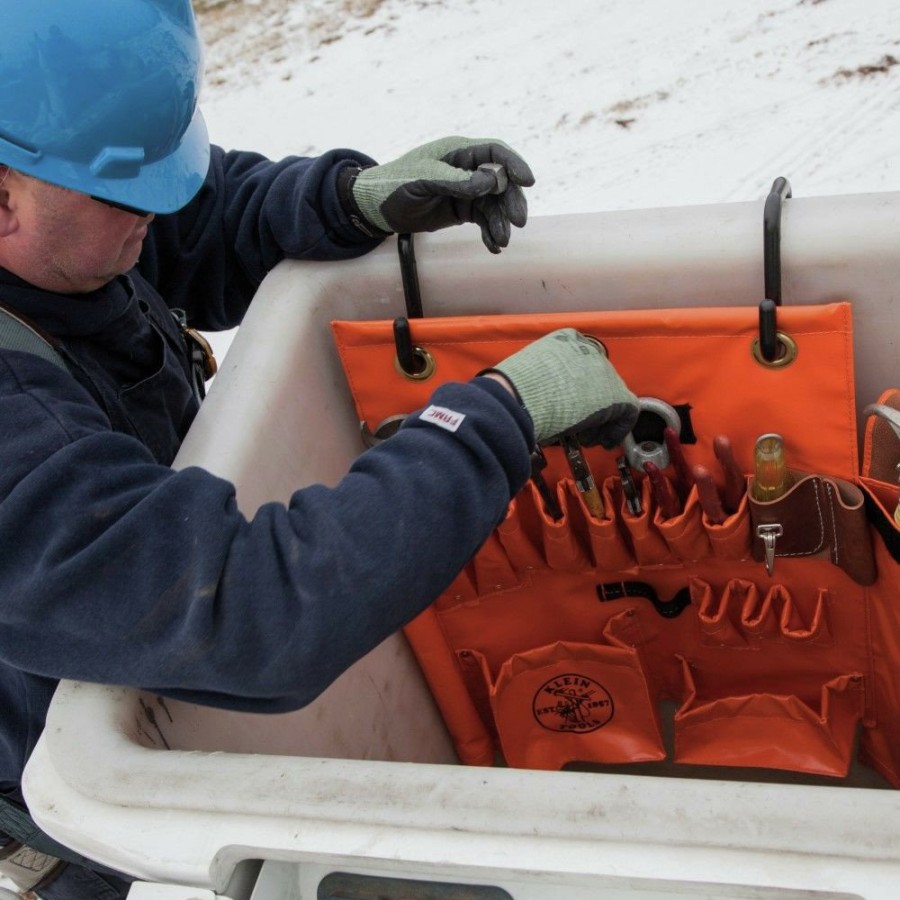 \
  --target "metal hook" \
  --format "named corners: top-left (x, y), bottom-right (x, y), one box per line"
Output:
top-left (398, 233), bottom-right (423, 319)
top-left (393, 316), bottom-right (416, 375)
top-left (392, 317), bottom-right (436, 380)
top-left (393, 234), bottom-right (429, 376)
top-left (758, 176), bottom-right (792, 363)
